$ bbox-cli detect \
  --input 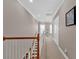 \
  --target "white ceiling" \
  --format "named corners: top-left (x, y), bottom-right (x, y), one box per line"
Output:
top-left (17, 0), bottom-right (64, 23)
